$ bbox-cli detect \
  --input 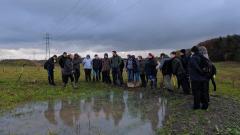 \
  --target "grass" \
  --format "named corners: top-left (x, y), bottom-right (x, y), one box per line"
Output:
top-left (0, 61), bottom-right (240, 135)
